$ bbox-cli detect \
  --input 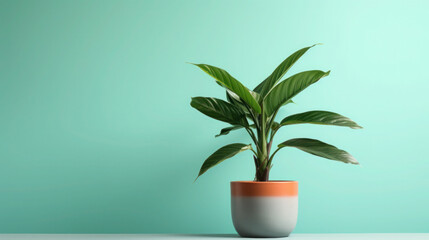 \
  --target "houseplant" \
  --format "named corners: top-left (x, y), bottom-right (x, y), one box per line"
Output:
top-left (190, 44), bottom-right (362, 237)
